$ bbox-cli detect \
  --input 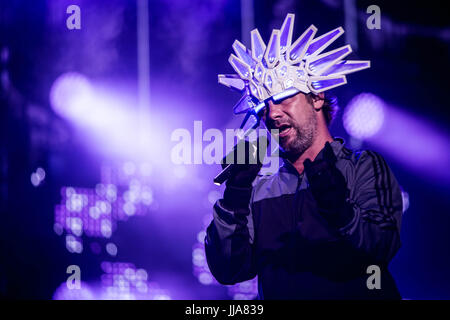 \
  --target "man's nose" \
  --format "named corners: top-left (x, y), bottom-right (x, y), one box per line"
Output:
top-left (267, 100), bottom-right (283, 121)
